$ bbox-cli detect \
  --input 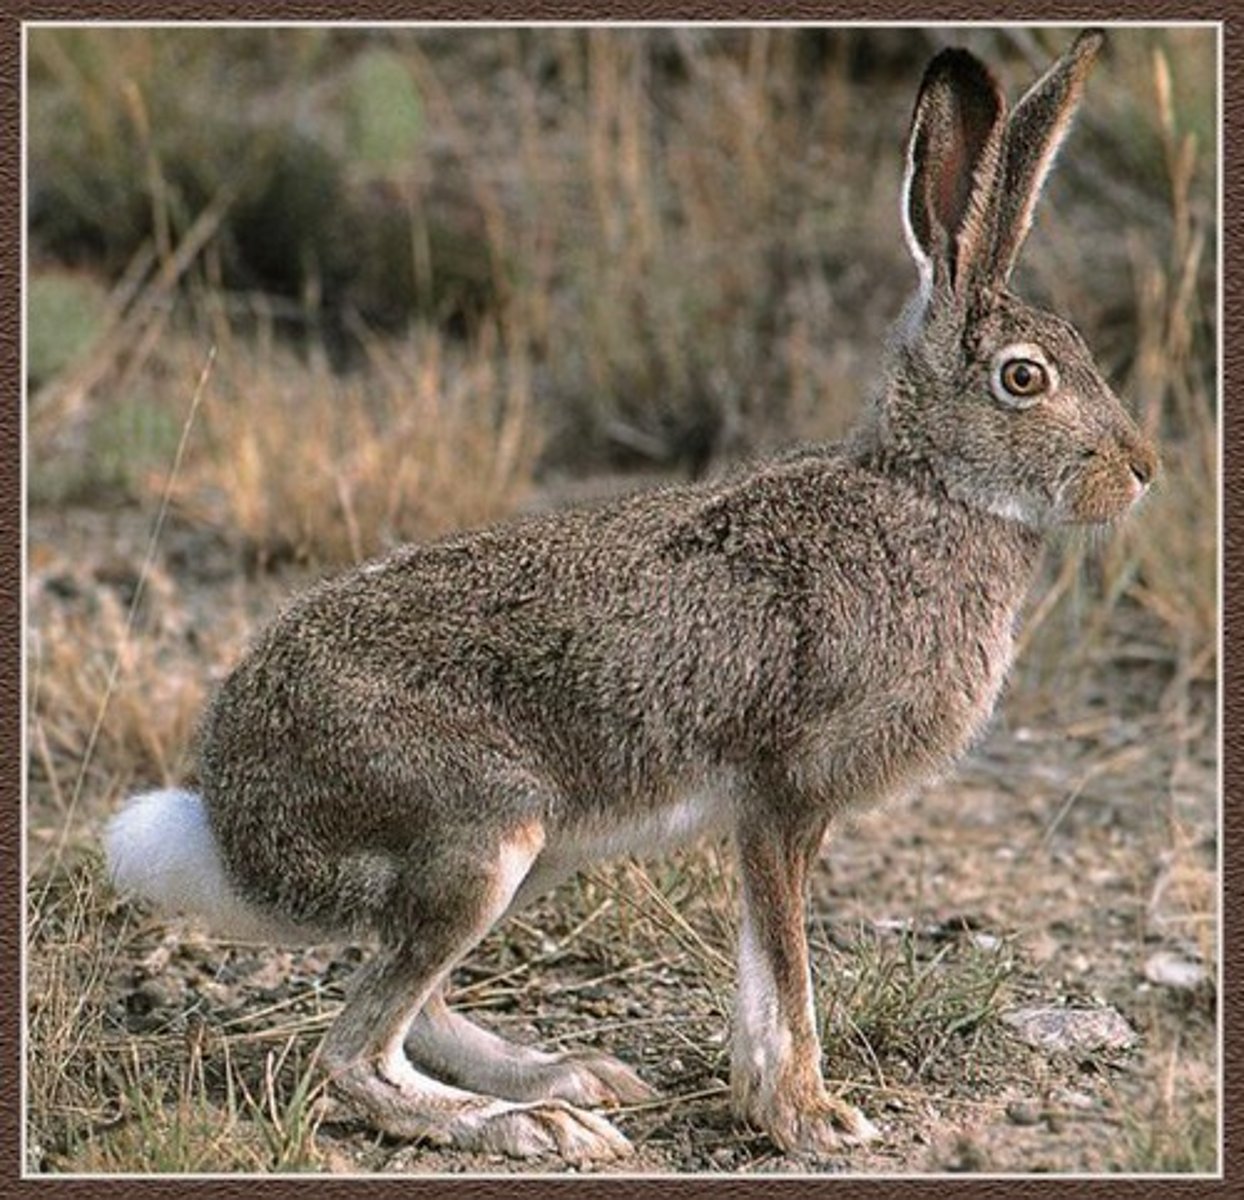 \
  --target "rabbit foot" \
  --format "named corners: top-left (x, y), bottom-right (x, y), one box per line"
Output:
top-left (537, 1051), bottom-right (657, 1108)
top-left (744, 1089), bottom-right (881, 1156)
top-left (333, 1061), bottom-right (631, 1161)
top-left (453, 1098), bottom-right (633, 1161)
